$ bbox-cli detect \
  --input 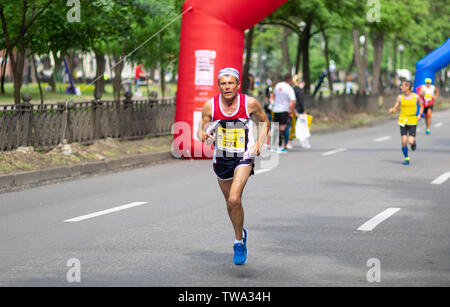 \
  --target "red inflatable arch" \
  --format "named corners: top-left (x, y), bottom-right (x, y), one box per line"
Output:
top-left (173, 0), bottom-right (288, 159)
